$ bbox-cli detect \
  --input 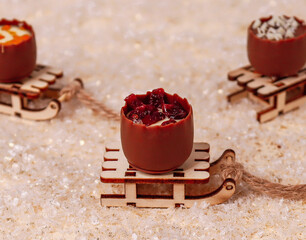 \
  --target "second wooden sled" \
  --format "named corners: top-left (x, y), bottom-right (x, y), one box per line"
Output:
top-left (0, 64), bottom-right (75, 121)
top-left (227, 65), bottom-right (306, 123)
top-left (100, 142), bottom-right (236, 208)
